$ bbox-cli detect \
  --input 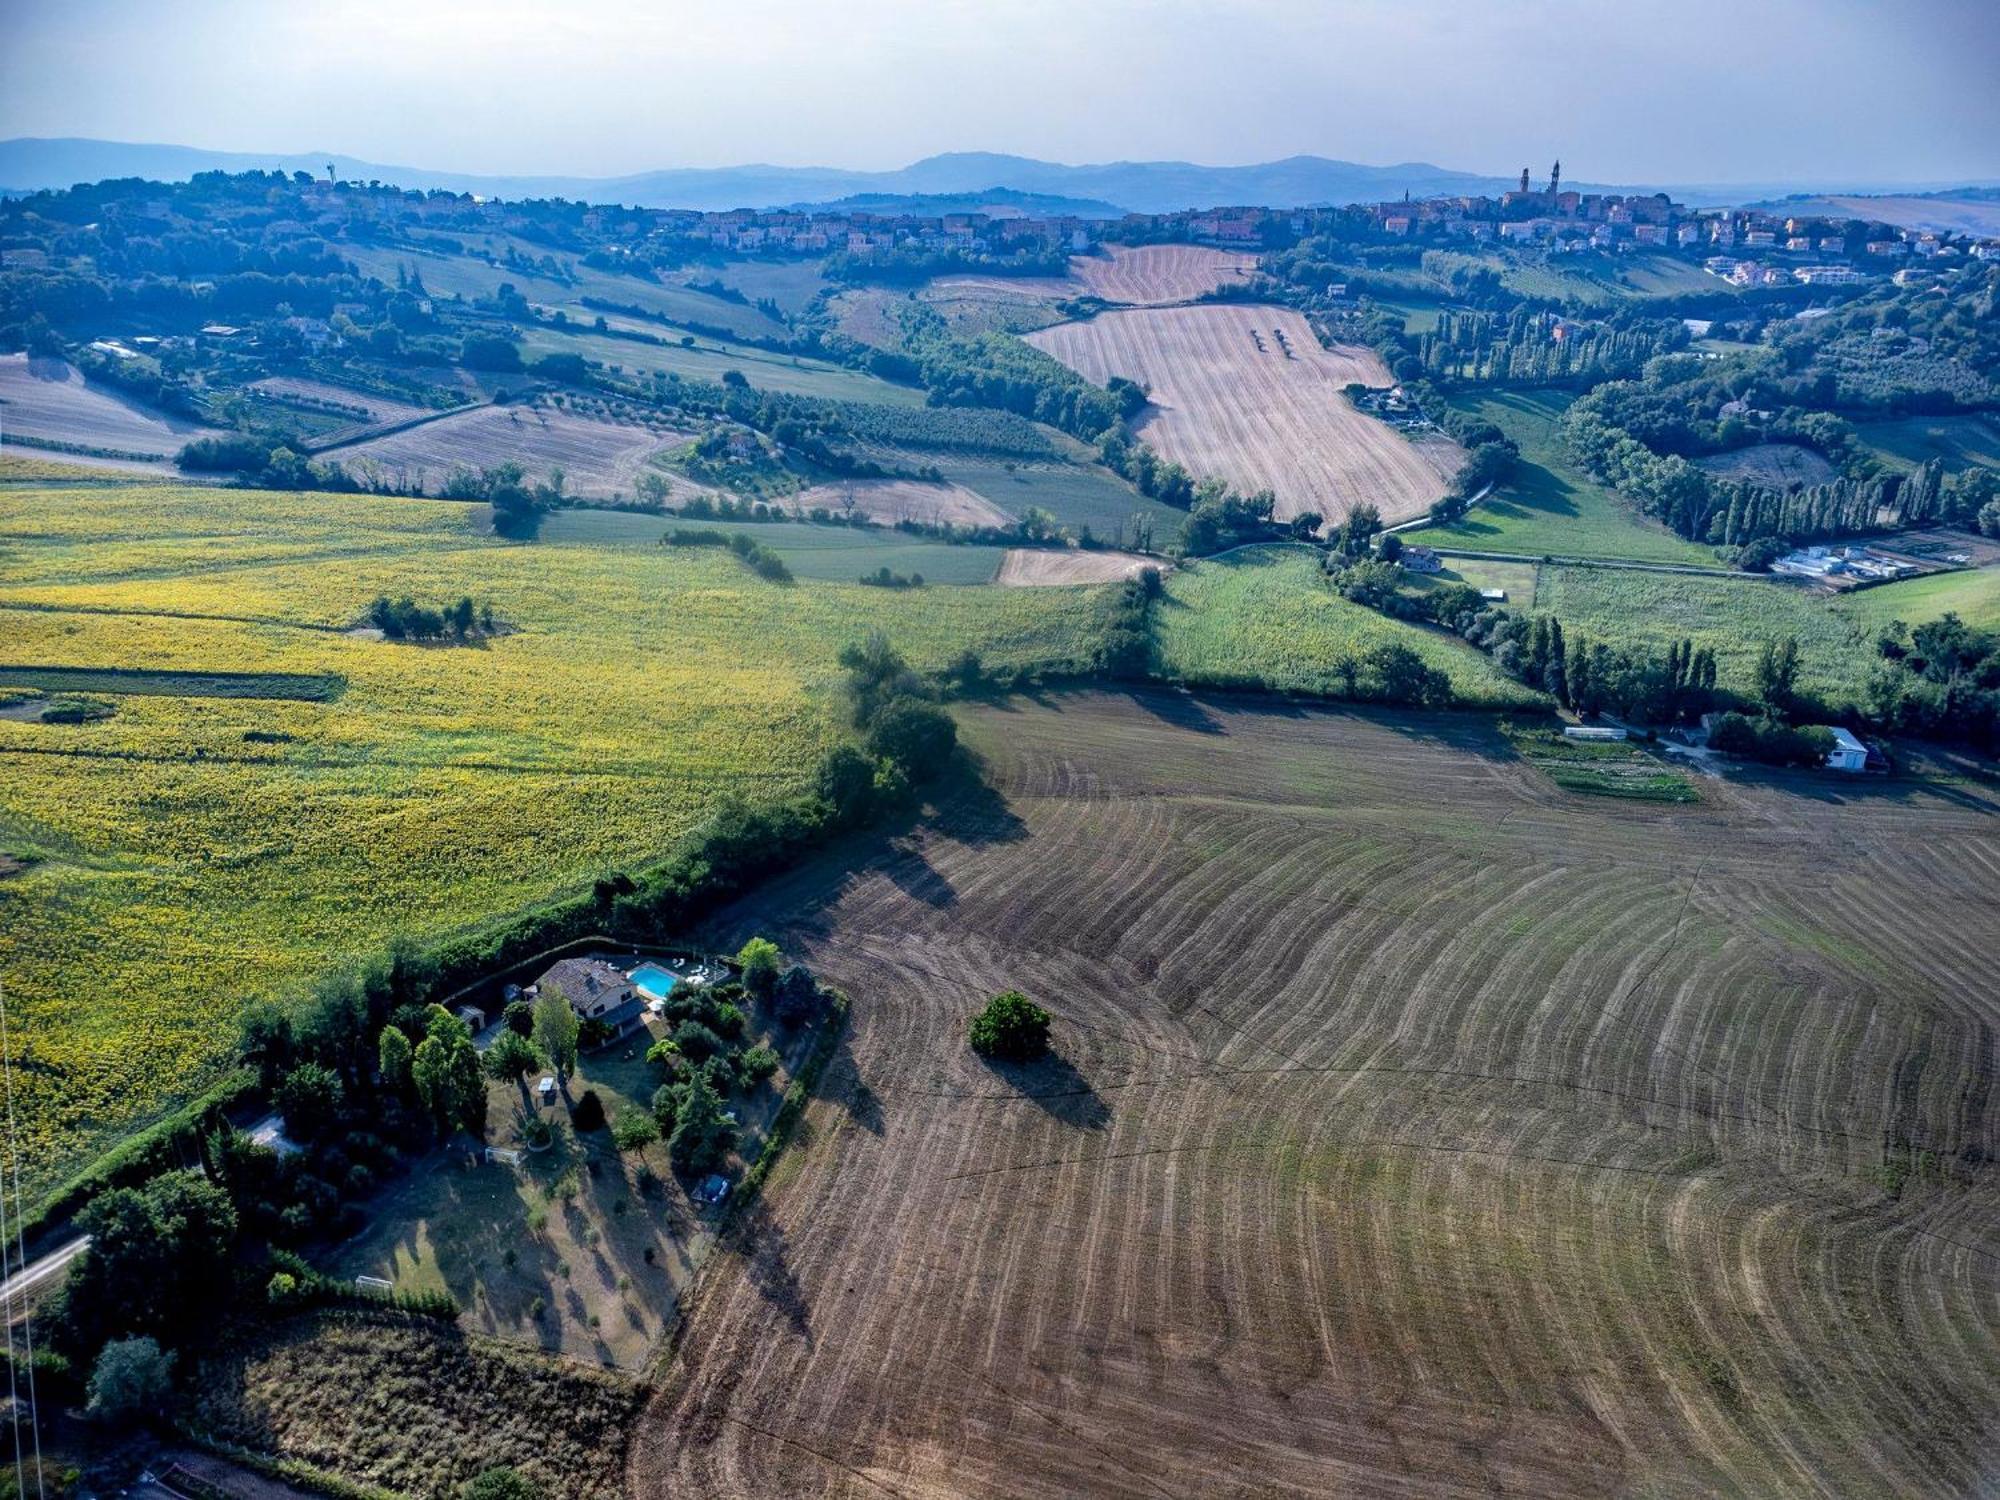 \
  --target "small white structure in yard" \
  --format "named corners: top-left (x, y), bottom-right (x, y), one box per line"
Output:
top-left (355, 1275), bottom-right (394, 1293)
top-left (1821, 725), bottom-right (1868, 772)
top-left (536, 1075), bottom-right (558, 1105)
top-left (486, 1147), bottom-right (525, 1168)
top-left (692, 1174), bottom-right (732, 1207)
top-left (1479, 588), bottom-right (1507, 602)
top-left (1563, 725), bottom-right (1627, 742)
top-left (454, 1003), bottom-right (485, 1031)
